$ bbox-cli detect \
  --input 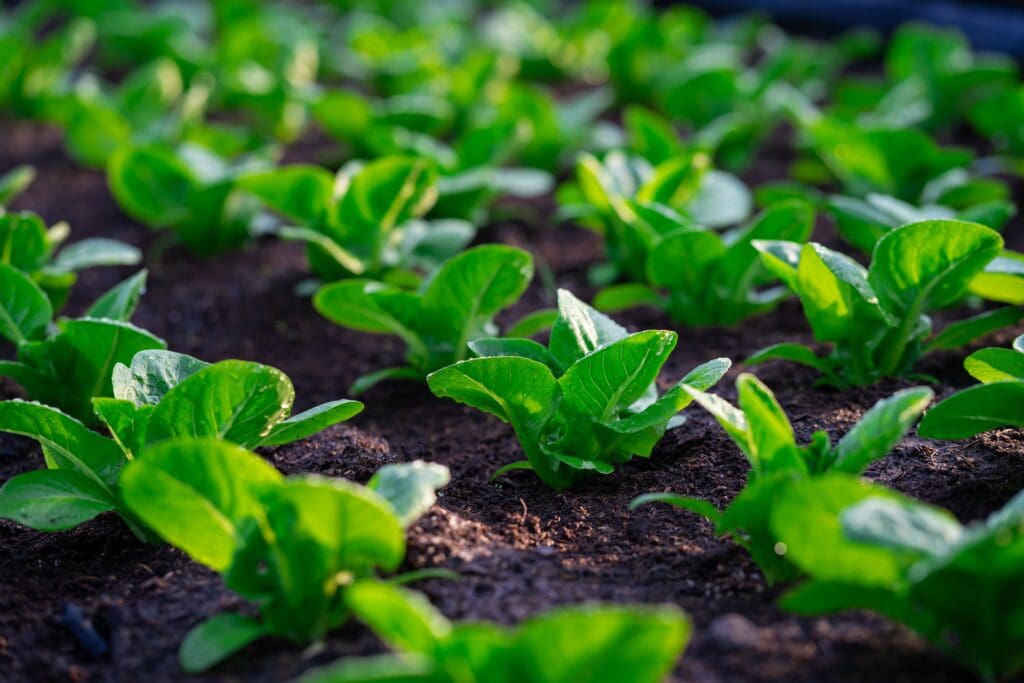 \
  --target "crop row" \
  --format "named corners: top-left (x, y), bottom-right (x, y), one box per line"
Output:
top-left (1, 1), bottom-right (1023, 682)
